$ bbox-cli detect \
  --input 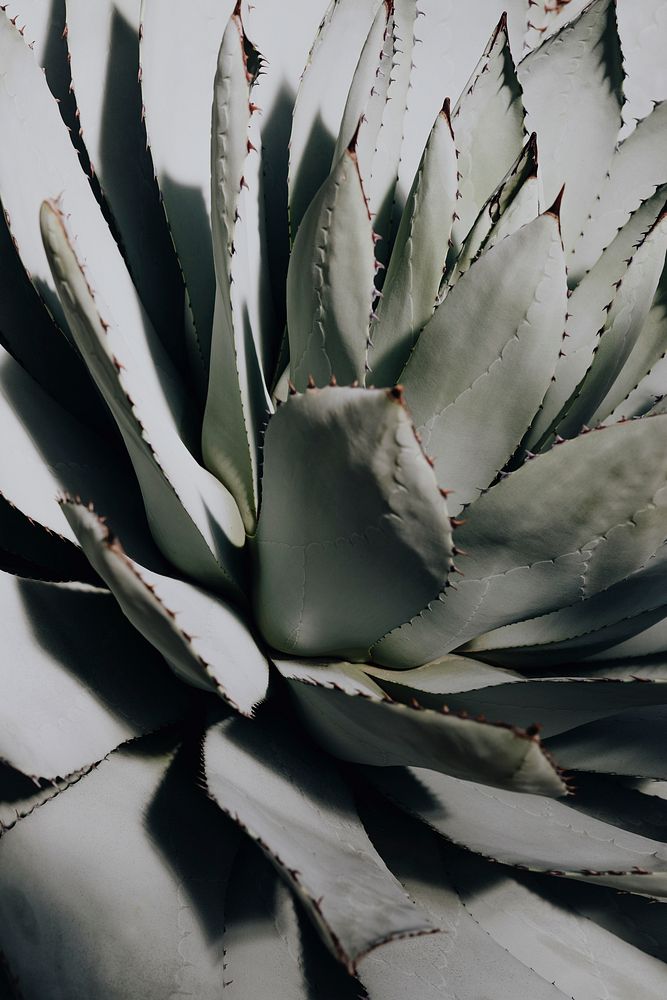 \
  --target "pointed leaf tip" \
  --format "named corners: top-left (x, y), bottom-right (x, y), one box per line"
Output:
top-left (546, 184), bottom-right (565, 222)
